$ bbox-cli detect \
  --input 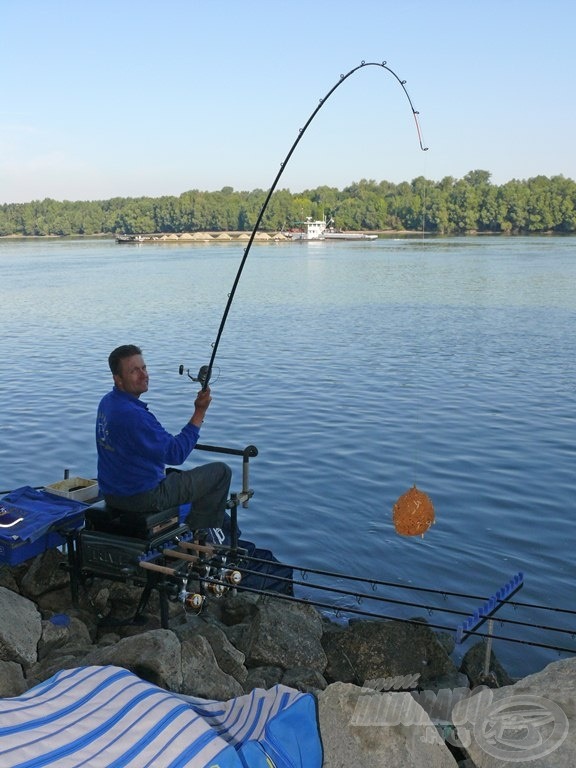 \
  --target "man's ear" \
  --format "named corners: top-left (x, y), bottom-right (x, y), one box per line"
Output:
top-left (113, 373), bottom-right (124, 390)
